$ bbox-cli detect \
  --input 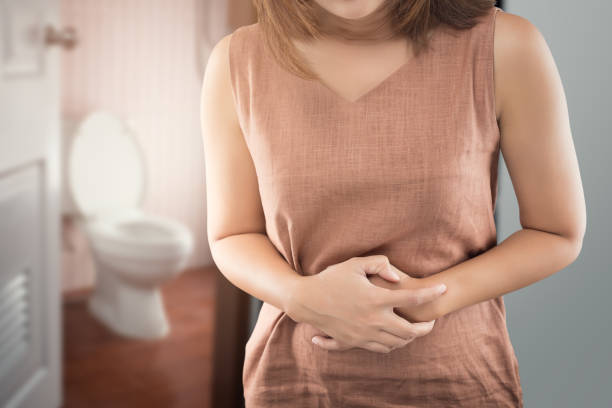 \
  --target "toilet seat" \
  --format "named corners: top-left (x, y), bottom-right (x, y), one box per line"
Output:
top-left (87, 208), bottom-right (193, 260)
top-left (67, 111), bottom-right (193, 260)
